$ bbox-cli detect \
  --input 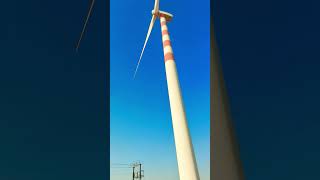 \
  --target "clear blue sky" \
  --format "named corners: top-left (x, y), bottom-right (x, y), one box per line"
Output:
top-left (110, 0), bottom-right (210, 180)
